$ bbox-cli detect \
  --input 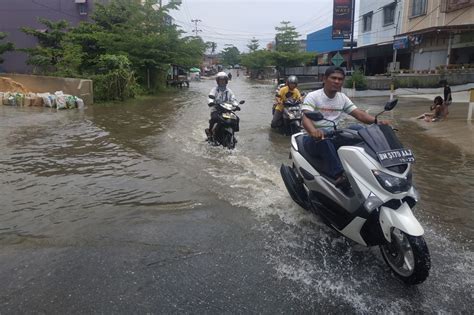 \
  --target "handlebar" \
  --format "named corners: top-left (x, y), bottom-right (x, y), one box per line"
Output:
top-left (324, 129), bottom-right (343, 138)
